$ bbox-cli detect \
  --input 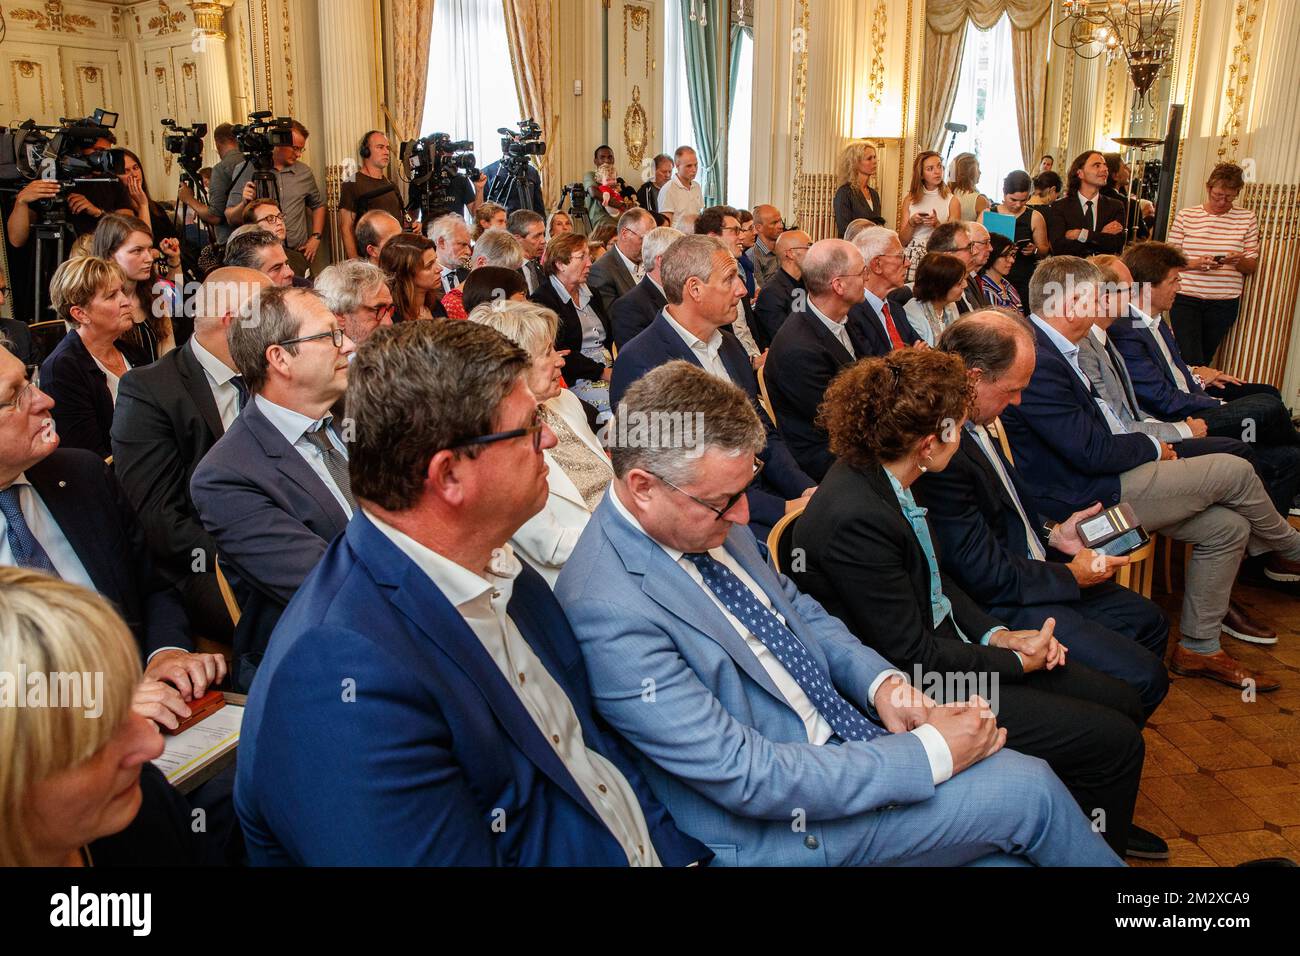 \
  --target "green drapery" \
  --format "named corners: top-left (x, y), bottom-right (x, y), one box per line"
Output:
top-left (680, 0), bottom-right (724, 205)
